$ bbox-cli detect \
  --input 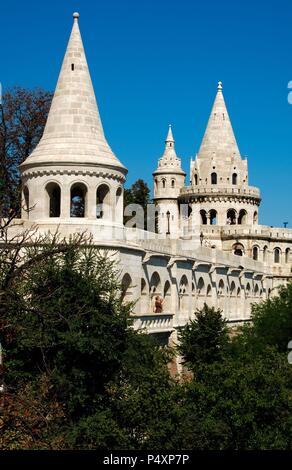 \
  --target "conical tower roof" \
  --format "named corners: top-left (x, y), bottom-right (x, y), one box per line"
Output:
top-left (153, 125), bottom-right (186, 175)
top-left (197, 81), bottom-right (241, 162)
top-left (21, 13), bottom-right (126, 173)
